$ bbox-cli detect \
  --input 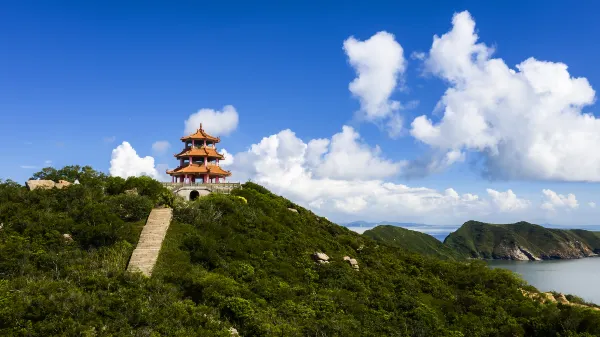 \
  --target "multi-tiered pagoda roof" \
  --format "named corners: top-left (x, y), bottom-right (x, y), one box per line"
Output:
top-left (166, 124), bottom-right (231, 183)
